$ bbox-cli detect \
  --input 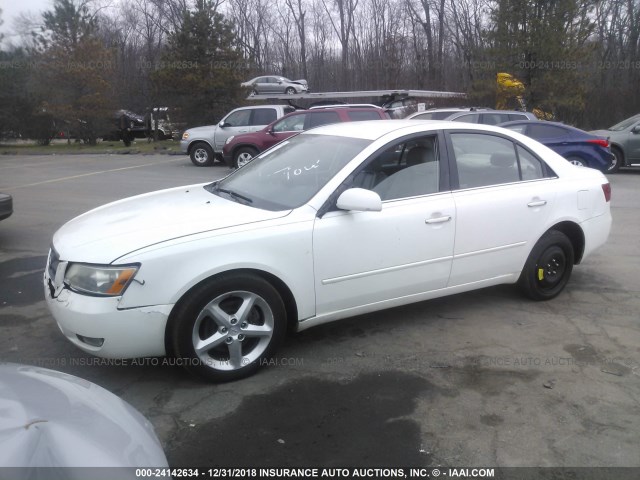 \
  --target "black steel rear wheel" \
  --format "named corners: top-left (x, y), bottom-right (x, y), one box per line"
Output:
top-left (518, 230), bottom-right (574, 301)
